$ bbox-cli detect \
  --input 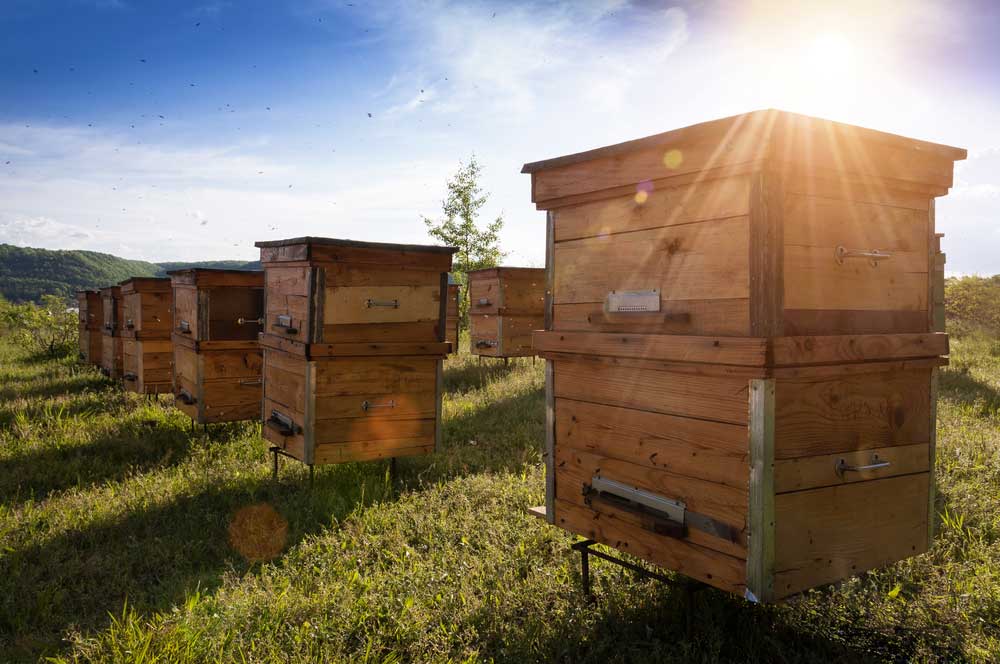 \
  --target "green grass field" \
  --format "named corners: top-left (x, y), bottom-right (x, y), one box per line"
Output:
top-left (1, 336), bottom-right (999, 662)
